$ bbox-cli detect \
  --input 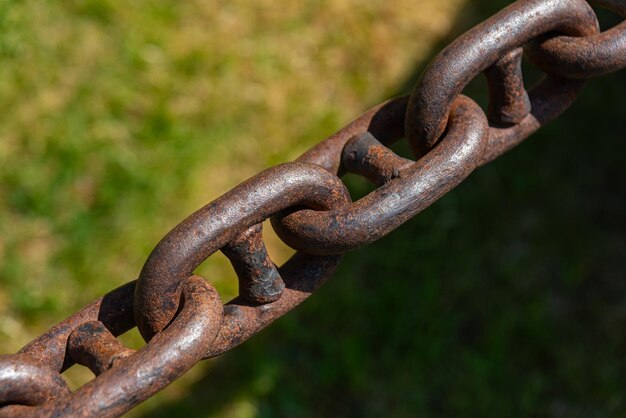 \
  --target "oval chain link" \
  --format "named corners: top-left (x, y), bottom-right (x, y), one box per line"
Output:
top-left (1, 0), bottom-right (625, 416)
